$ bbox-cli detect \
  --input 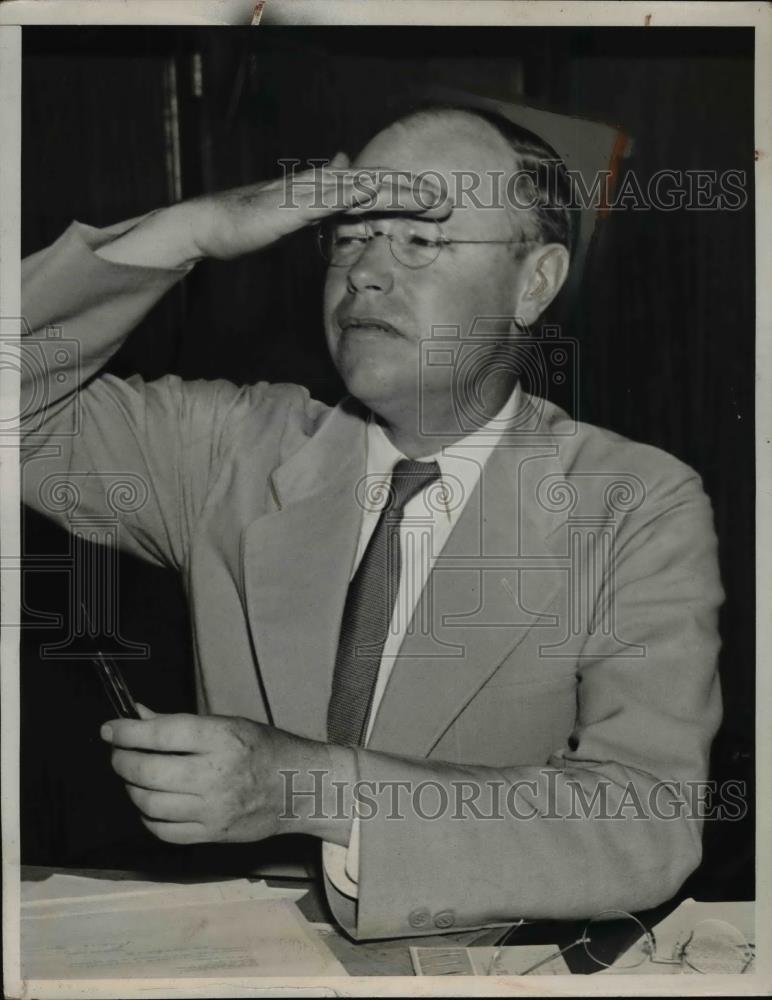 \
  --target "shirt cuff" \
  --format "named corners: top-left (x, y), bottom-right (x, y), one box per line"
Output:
top-left (83, 211), bottom-right (193, 274)
top-left (322, 816), bottom-right (361, 899)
